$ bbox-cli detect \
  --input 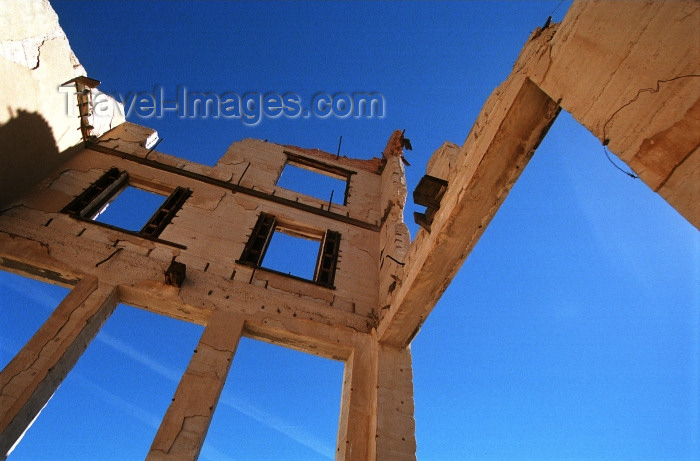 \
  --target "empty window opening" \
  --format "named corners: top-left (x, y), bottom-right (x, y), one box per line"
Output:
top-left (201, 337), bottom-right (344, 461)
top-left (61, 167), bottom-right (192, 240)
top-left (264, 230), bottom-right (321, 280)
top-left (277, 162), bottom-right (349, 206)
top-left (0, 270), bottom-right (70, 372)
top-left (94, 185), bottom-right (166, 231)
top-left (239, 213), bottom-right (341, 287)
top-left (8, 304), bottom-right (203, 460)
